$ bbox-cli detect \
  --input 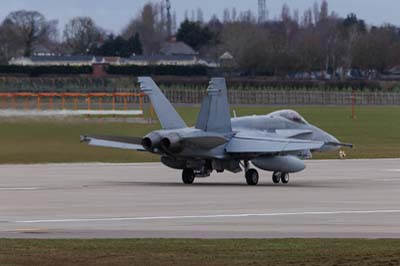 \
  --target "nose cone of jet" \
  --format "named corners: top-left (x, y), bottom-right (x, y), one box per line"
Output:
top-left (322, 134), bottom-right (341, 152)
top-left (312, 126), bottom-right (341, 152)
